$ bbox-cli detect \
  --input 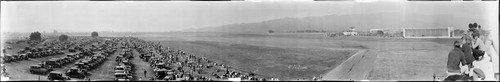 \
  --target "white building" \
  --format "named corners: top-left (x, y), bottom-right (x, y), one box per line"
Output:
top-left (403, 27), bottom-right (453, 38)
top-left (343, 28), bottom-right (358, 36)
